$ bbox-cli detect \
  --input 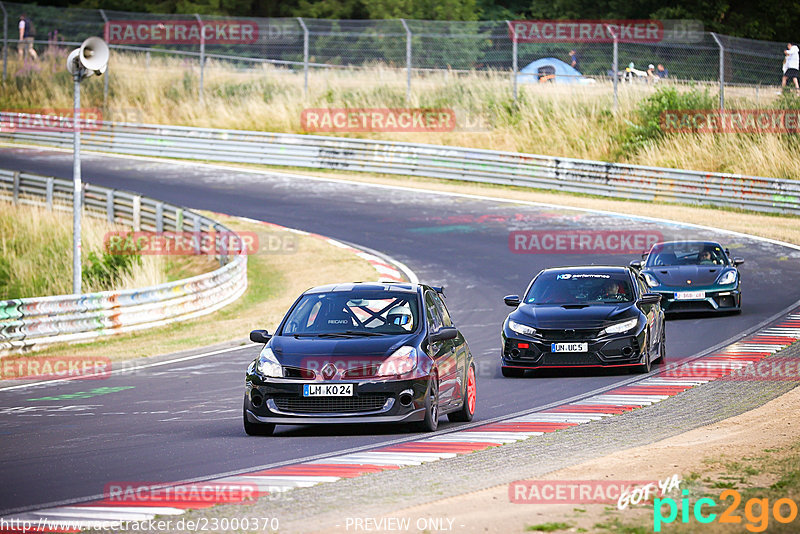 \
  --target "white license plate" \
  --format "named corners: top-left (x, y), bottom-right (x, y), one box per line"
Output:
top-left (303, 384), bottom-right (353, 397)
top-left (551, 342), bottom-right (588, 353)
top-left (675, 291), bottom-right (705, 300)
